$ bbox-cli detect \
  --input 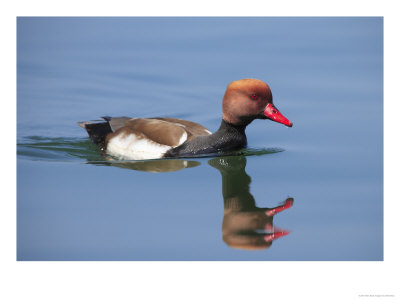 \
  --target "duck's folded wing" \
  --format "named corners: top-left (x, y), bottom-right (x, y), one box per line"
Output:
top-left (153, 117), bottom-right (212, 137)
top-left (107, 118), bottom-right (189, 147)
top-left (103, 116), bottom-right (132, 132)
